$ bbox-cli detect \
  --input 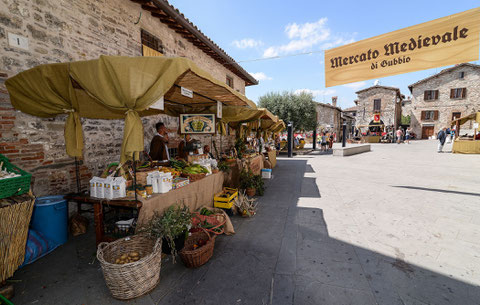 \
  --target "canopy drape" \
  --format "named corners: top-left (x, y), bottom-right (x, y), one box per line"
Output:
top-left (6, 56), bottom-right (256, 162)
top-left (451, 112), bottom-right (480, 126)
